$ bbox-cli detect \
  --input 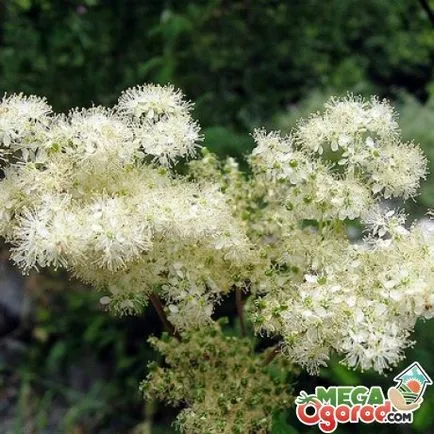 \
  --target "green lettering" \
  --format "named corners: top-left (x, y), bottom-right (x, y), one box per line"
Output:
top-left (350, 386), bottom-right (369, 405)
top-left (337, 387), bottom-right (352, 405)
top-left (367, 387), bottom-right (385, 405)
top-left (316, 386), bottom-right (337, 405)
